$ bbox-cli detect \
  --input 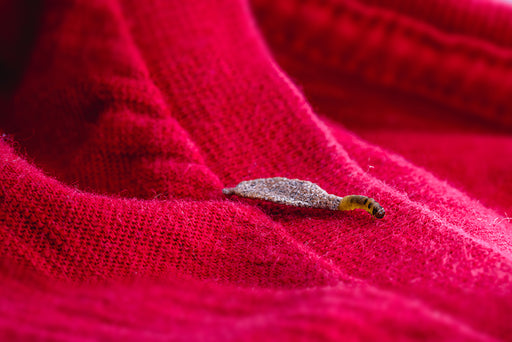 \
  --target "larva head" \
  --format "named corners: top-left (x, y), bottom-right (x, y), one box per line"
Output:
top-left (373, 206), bottom-right (385, 219)
top-left (368, 199), bottom-right (385, 219)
